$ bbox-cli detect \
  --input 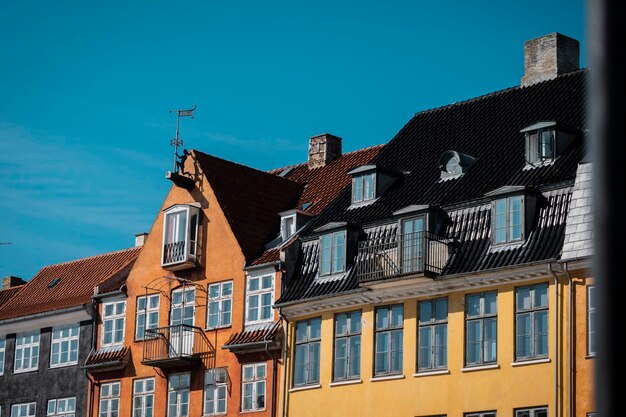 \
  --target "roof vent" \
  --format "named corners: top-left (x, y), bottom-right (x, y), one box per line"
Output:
top-left (47, 277), bottom-right (62, 289)
top-left (438, 150), bottom-right (476, 180)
